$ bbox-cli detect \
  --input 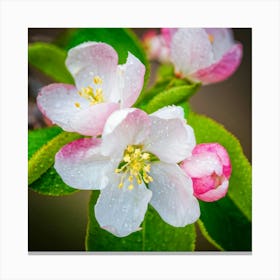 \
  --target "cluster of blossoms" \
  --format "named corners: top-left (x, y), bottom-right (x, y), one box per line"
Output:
top-left (37, 28), bottom-right (235, 237)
